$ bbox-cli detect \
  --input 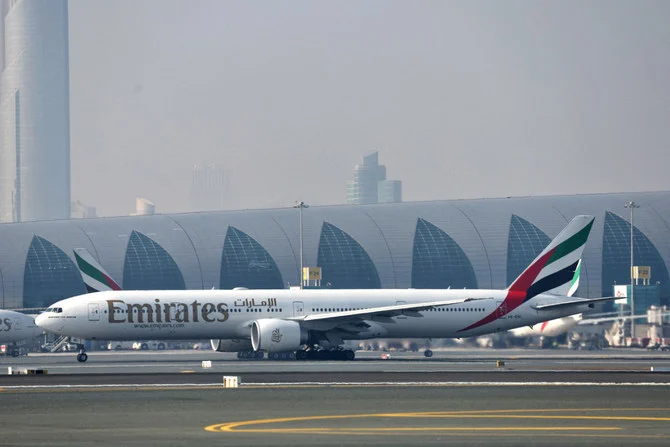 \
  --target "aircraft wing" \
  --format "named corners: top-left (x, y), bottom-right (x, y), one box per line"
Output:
top-left (532, 296), bottom-right (617, 311)
top-left (293, 297), bottom-right (493, 323)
